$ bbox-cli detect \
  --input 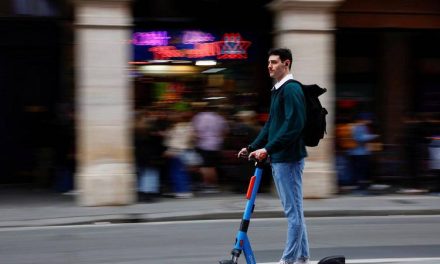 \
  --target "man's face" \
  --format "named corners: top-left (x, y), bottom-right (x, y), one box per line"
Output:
top-left (268, 55), bottom-right (289, 80)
